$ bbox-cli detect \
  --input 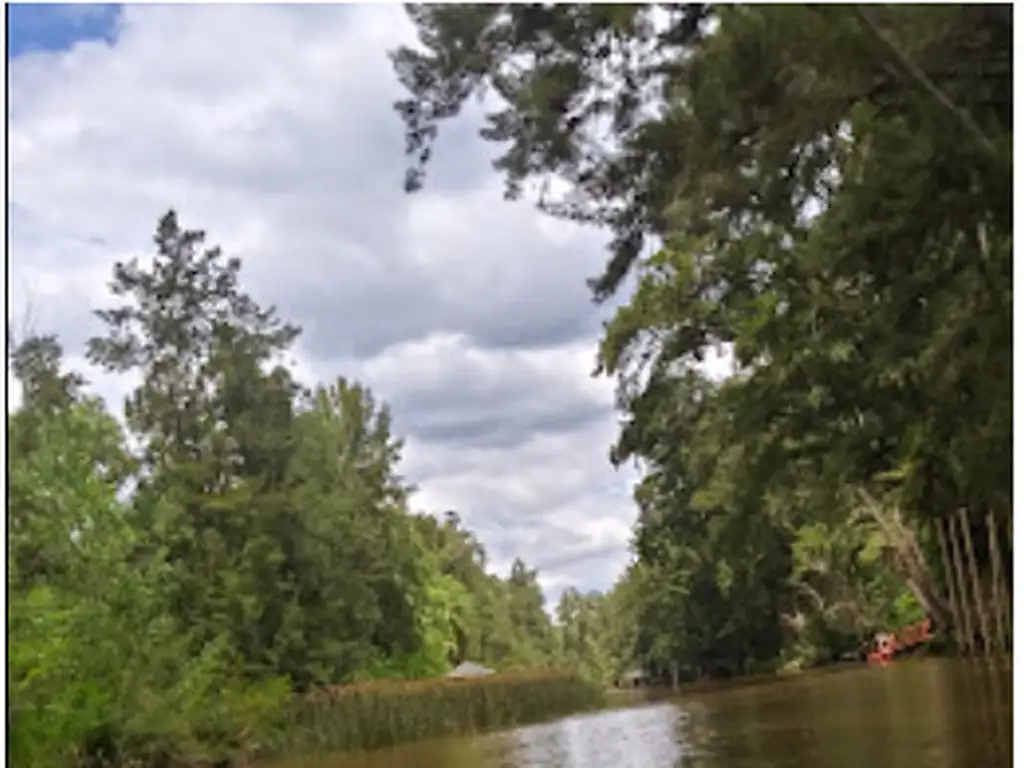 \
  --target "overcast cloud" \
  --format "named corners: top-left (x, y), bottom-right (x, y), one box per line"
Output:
top-left (8, 5), bottom-right (731, 605)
